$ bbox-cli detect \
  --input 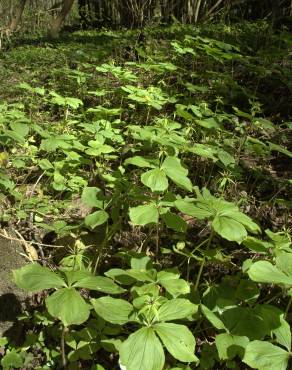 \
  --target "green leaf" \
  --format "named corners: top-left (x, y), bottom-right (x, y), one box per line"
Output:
top-left (161, 157), bottom-right (192, 192)
top-left (157, 299), bottom-right (197, 321)
top-left (159, 278), bottom-right (190, 297)
top-left (74, 276), bottom-right (125, 294)
top-left (13, 263), bottom-right (65, 292)
top-left (124, 156), bottom-right (153, 168)
top-left (1, 349), bottom-right (24, 369)
top-left (201, 305), bottom-right (227, 331)
top-left (217, 149), bottom-right (235, 167)
top-left (248, 261), bottom-right (292, 286)
top-left (126, 269), bottom-right (156, 282)
top-left (212, 215), bottom-right (247, 243)
top-left (242, 236), bottom-right (271, 253)
top-left (141, 168), bottom-right (168, 192)
top-left (268, 142), bottom-right (292, 159)
top-left (215, 333), bottom-right (249, 360)
top-left (85, 210), bottom-right (109, 229)
top-left (38, 158), bottom-right (54, 170)
top-left (46, 288), bottom-right (90, 326)
top-left (223, 210), bottom-right (260, 234)
top-left (154, 323), bottom-right (198, 362)
top-left (129, 204), bottom-right (159, 225)
top-left (81, 187), bottom-right (103, 208)
top-left (91, 297), bottom-right (133, 325)
top-left (120, 327), bottom-right (165, 370)
top-left (131, 256), bottom-right (153, 270)
top-left (189, 143), bottom-right (217, 160)
top-left (273, 315), bottom-right (291, 351)
top-left (161, 211), bottom-right (187, 232)
top-left (243, 341), bottom-right (290, 370)
top-left (10, 122), bottom-right (29, 137)
top-left (175, 199), bottom-right (212, 219)
top-left (276, 252), bottom-right (292, 276)
top-left (195, 117), bottom-right (220, 129)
